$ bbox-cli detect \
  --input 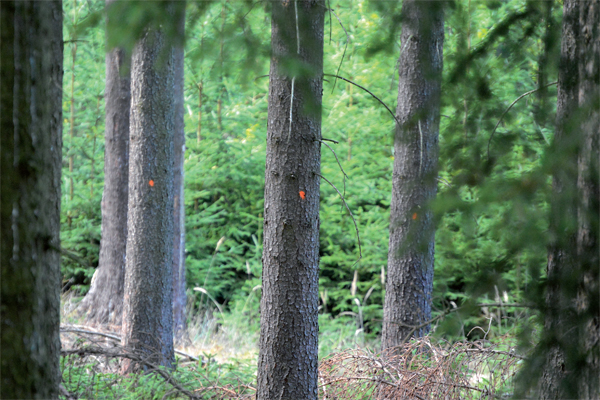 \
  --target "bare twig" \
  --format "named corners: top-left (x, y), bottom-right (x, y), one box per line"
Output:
top-left (324, 73), bottom-right (400, 126)
top-left (319, 338), bottom-right (522, 399)
top-left (328, 8), bottom-right (350, 92)
top-left (60, 324), bottom-right (200, 362)
top-left (487, 81), bottom-right (558, 159)
top-left (315, 172), bottom-right (362, 266)
top-left (477, 302), bottom-right (534, 308)
top-left (61, 345), bottom-right (201, 399)
top-left (318, 140), bottom-right (348, 179)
